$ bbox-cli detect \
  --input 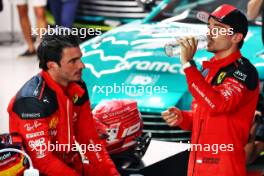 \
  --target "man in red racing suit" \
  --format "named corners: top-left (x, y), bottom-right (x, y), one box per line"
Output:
top-left (8, 31), bottom-right (119, 176)
top-left (162, 4), bottom-right (259, 176)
